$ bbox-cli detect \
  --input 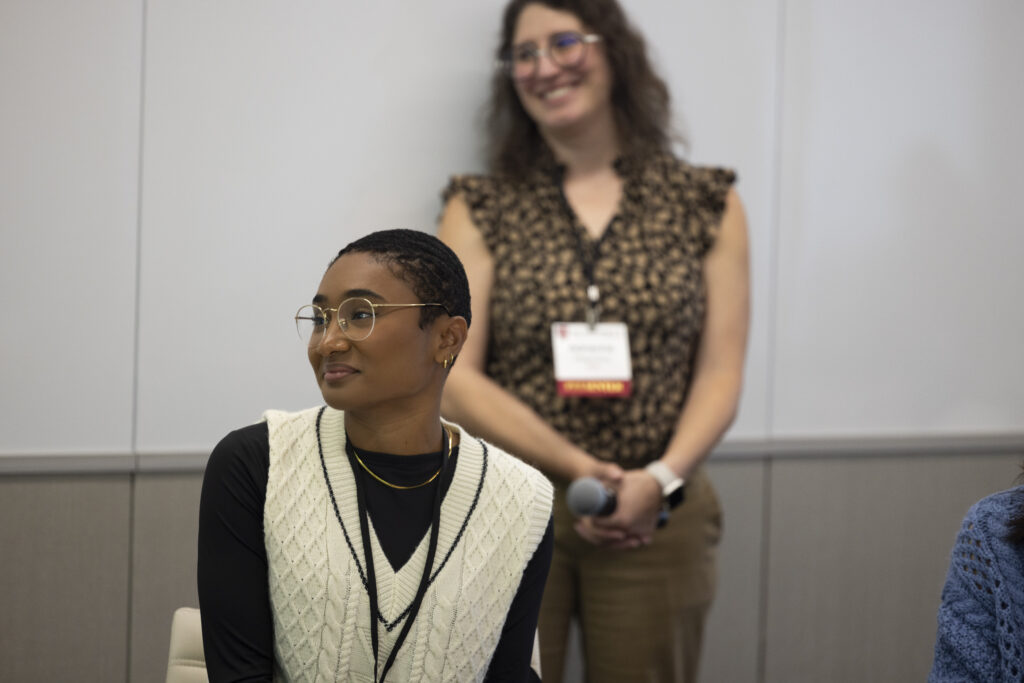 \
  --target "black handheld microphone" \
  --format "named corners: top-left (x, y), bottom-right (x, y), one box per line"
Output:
top-left (566, 477), bottom-right (617, 517)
